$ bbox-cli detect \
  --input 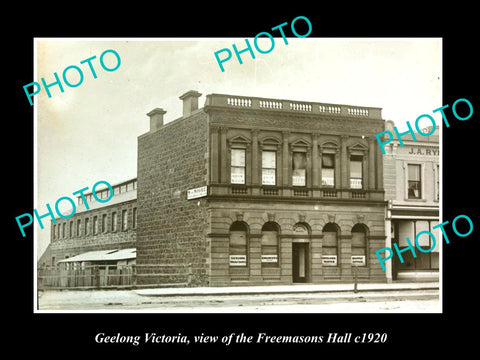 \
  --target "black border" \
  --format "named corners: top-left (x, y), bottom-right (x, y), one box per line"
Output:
top-left (8, 6), bottom-right (478, 355)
